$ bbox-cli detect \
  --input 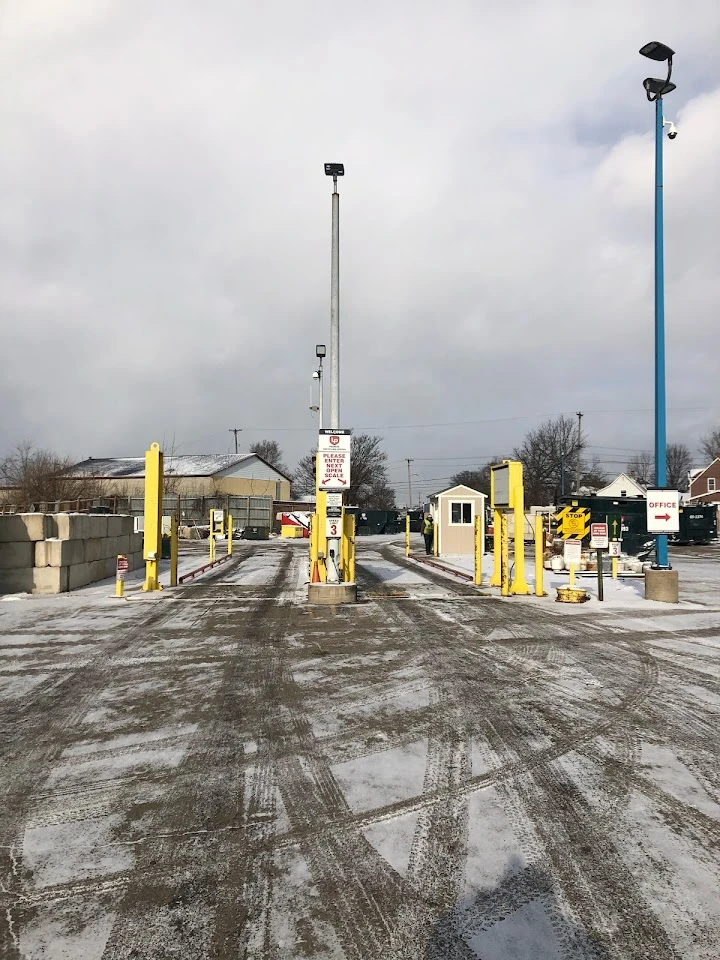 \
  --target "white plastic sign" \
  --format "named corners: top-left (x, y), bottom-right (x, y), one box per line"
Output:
top-left (563, 539), bottom-right (582, 567)
top-left (608, 541), bottom-right (621, 558)
top-left (326, 493), bottom-right (343, 507)
top-left (326, 517), bottom-right (341, 538)
top-left (590, 523), bottom-right (609, 549)
top-left (116, 555), bottom-right (129, 581)
top-left (646, 489), bottom-right (680, 534)
top-left (318, 430), bottom-right (351, 491)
